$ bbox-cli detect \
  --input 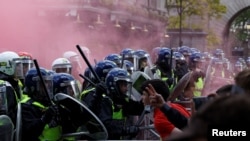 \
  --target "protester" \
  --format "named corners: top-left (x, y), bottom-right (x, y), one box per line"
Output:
top-left (215, 84), bottom-right (234, 96)
top-left (141, 79), bottom-right (191, 140)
